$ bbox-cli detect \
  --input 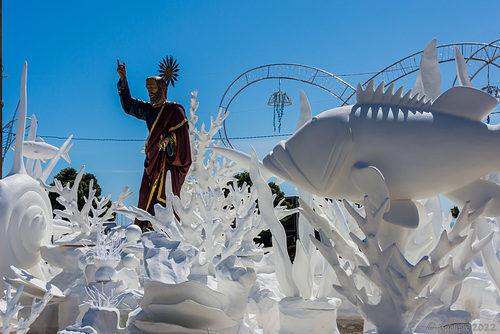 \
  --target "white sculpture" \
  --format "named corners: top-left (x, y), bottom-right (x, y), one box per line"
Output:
top-left (263, 40), bottom-right (500, 227)
top-left (307, 196), bottom-right (493, 333)
top-left (3, 44), bottom-right (500, 333)
top-left (0, 63), bottom-right (53, 291)
top-left (0, 282), bottom-right (53, 334)
top-left (16, 131), bottom-right (73, 164)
